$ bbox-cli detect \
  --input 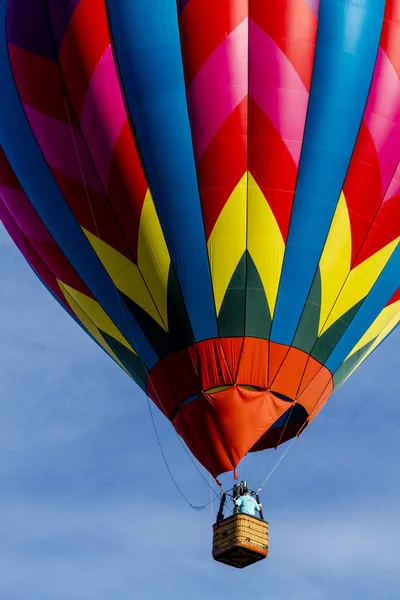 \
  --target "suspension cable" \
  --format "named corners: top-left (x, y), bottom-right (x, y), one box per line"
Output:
top-left (257, 436), bottom-right (298, 492)
top-left (64, 99), bottom-right (220, 512)
top-left (147, 397), bottom-right (219, 510)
